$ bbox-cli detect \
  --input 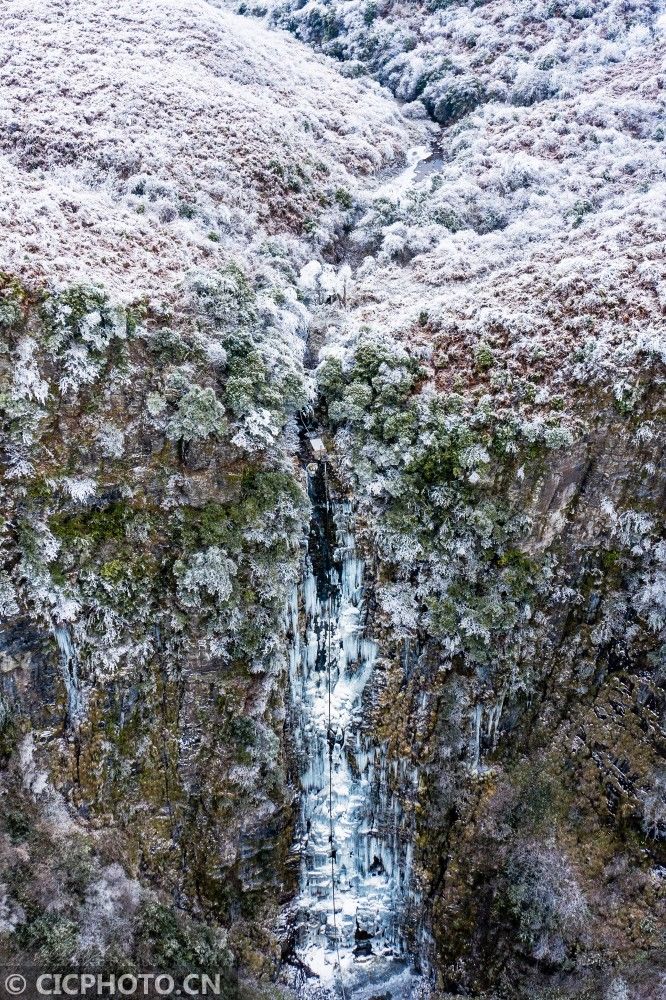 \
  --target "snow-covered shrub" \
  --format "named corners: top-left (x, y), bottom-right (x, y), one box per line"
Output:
top-left (474, 342), bottom-right (495, 371)
top-left (0, 885), bottom-right (24, 935)
top-left (637, 771), bottom-right (666, 840)
top-left (76, 864), bottom-right (142, 961)
top-left (39, 286), bottom-right (134, 396)
top-left (543, 425), bottom-right (574, 449)
top-left (173, 547), bottom-right (236, 609)
top-left (187, 265), bottom-right (257, 334)
top-left (0, 571), bottom-right (19, 618)
top-left (146, 391), bottom-right (167, 417)
top-left (502, 844), bottom-right (588, 964)
top-left (95, 425), bottom-right (125, 459)
top-left (166, 385), bottom-right (227, 443)
top-left (427, 76), bottom-right (487, 126)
